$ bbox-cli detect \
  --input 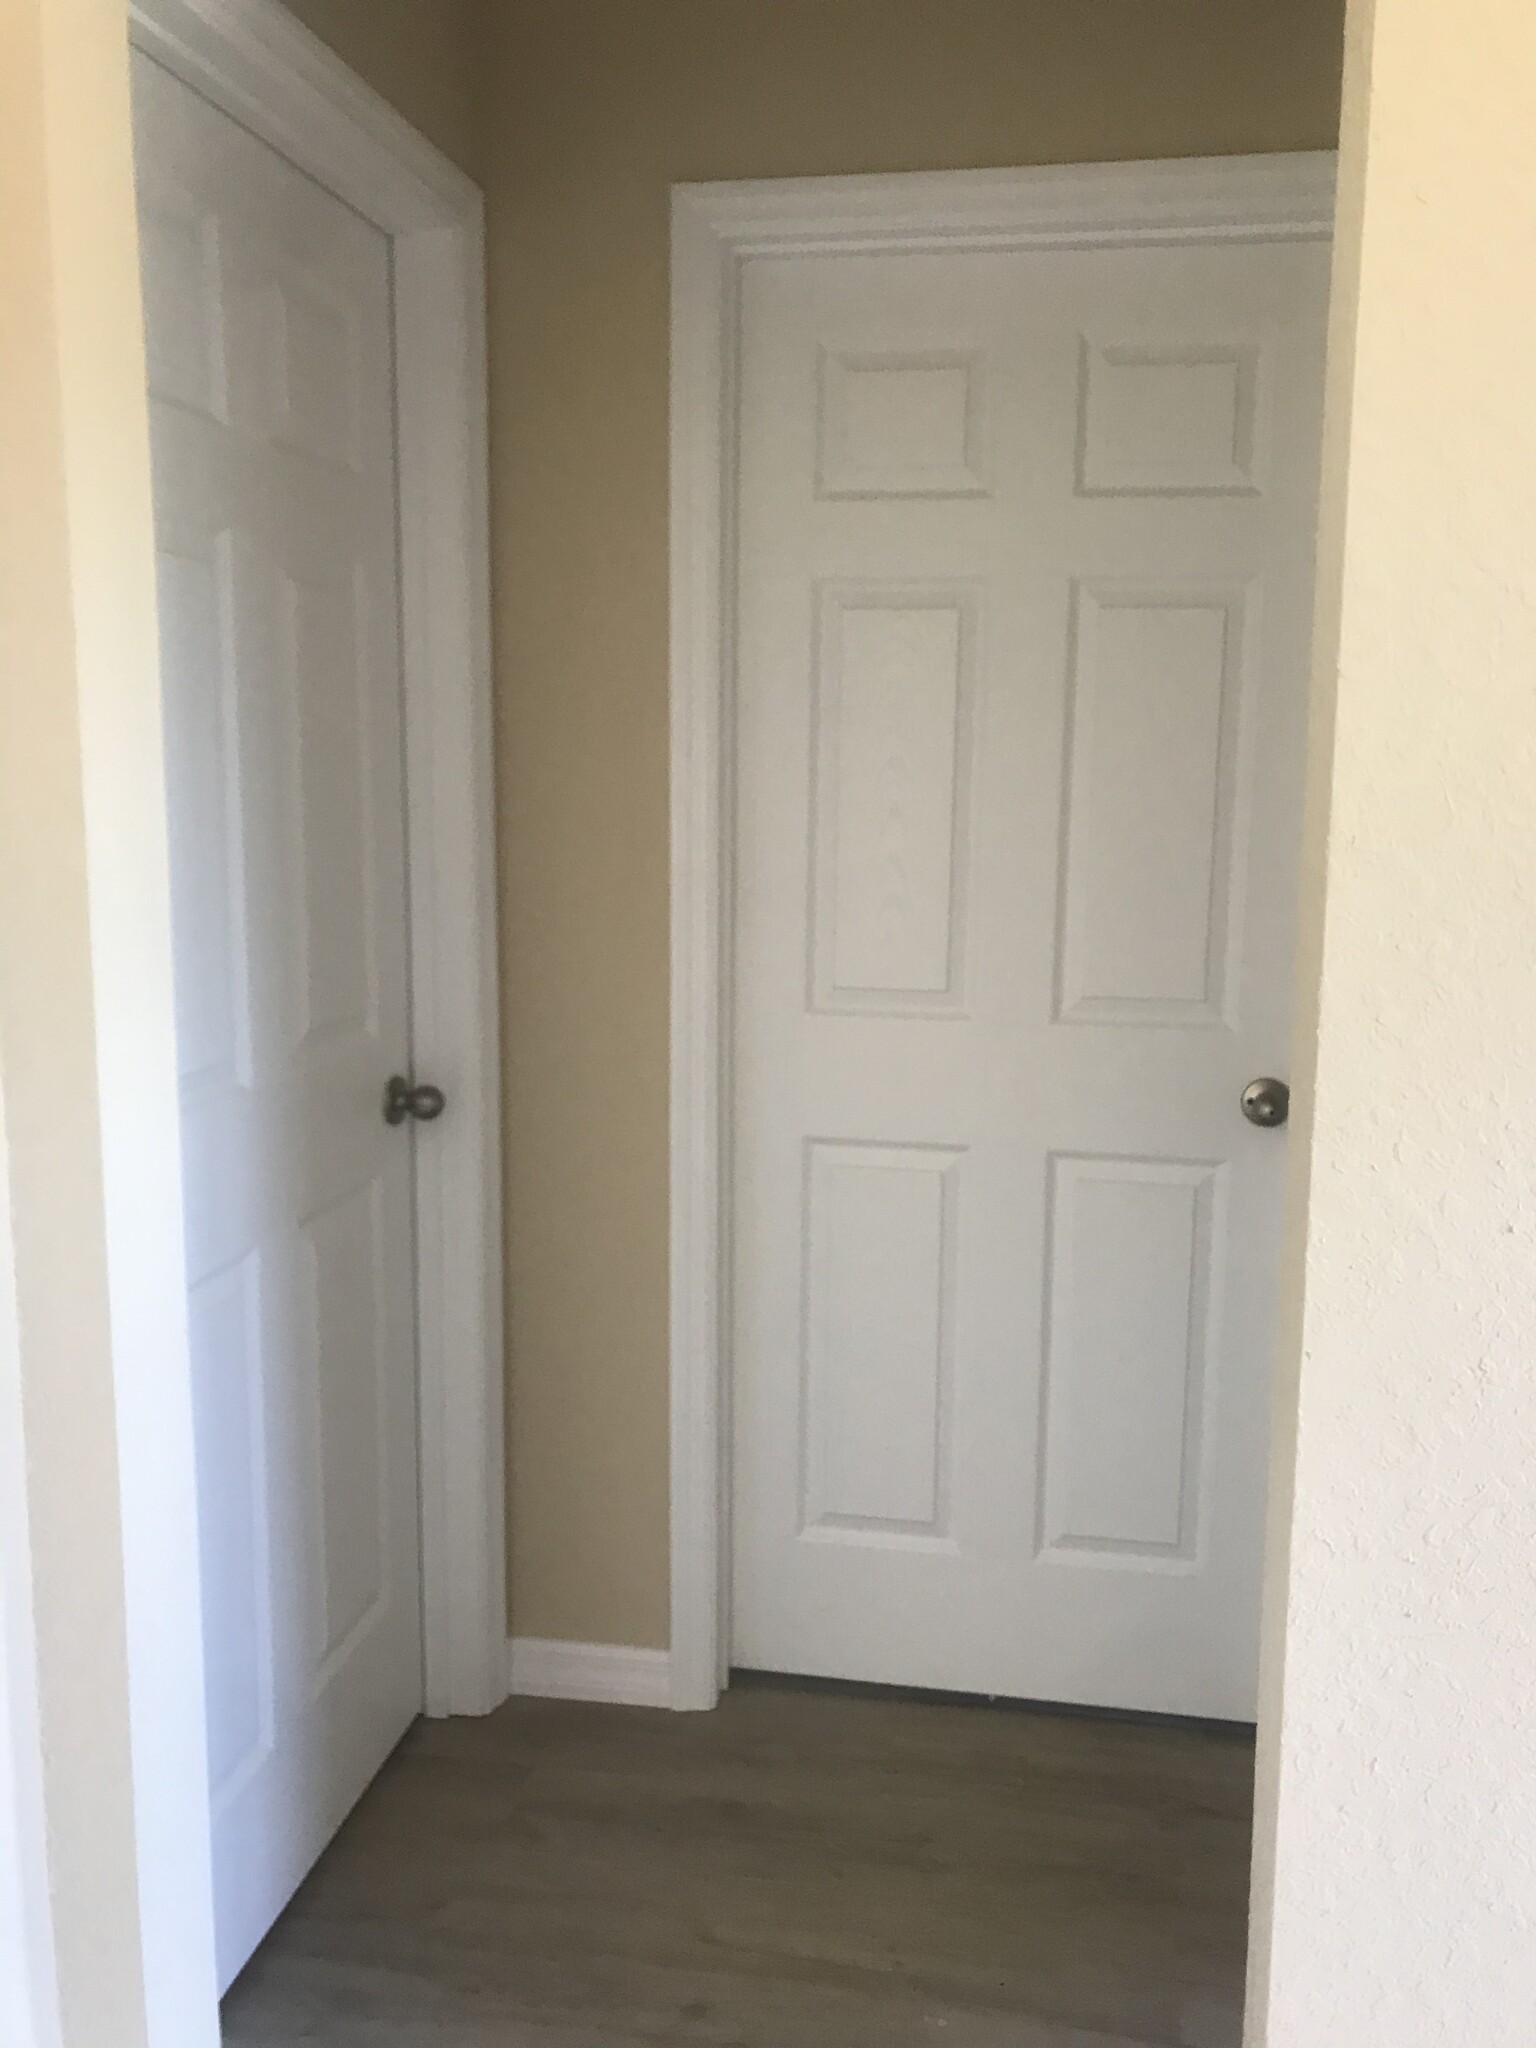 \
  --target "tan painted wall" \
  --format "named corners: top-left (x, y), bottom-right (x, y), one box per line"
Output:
top-left (1247, 0), bottom-right (1536, 2036)
top-left (484, 0), bottom-right (1347, 1648)
top-left (283, 0), bottom-right (486, 178)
